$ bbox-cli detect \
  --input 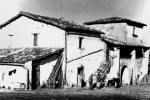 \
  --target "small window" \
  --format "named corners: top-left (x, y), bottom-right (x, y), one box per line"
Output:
top-left (32, 33), bottom-right (39, 46)
top-left (2, 73), bottom-right (5, 81)
top-left (132, 27), bottom-right (138, 37)
top-left (79, 37), bottom-right (83, 49)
